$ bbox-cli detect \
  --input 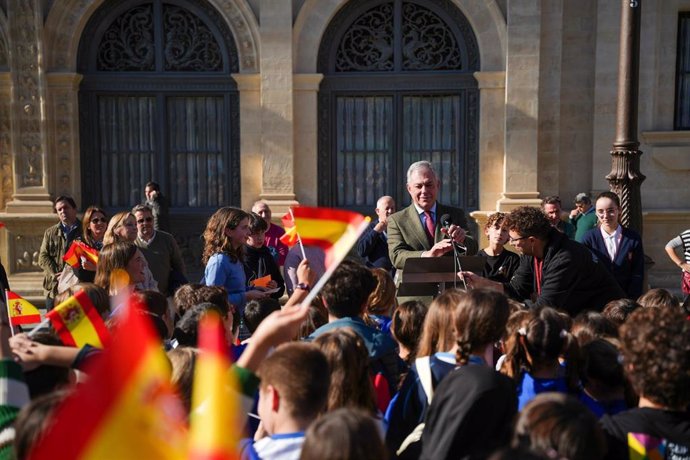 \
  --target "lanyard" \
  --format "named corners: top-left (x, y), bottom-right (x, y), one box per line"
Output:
top-left (534, 258), bottom-right (544, 295)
